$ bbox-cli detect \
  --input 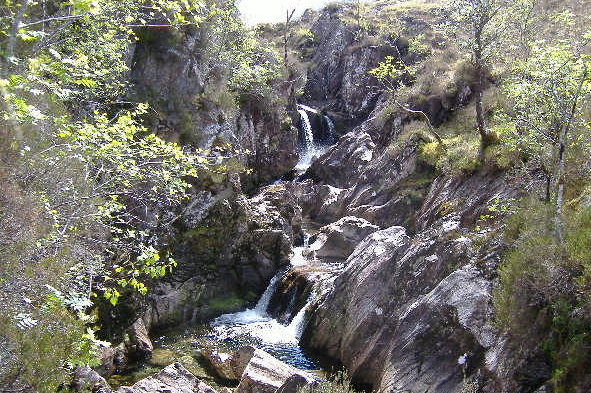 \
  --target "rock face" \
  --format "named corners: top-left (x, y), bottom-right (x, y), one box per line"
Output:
top-left (305, 132), bottom-right (376, 189)
top-left (237, 98), bottom-right (299, 190)
top-left (145, 184), bottom-right (302, 328)
top-left (130, 26), bottom-right (297, 189)
top-left (302, 9), bottom-right (397, 125)
top-left (116, 363), bottom-right (216, 393)
top-left (303, 223), bottom-right (495, 393)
